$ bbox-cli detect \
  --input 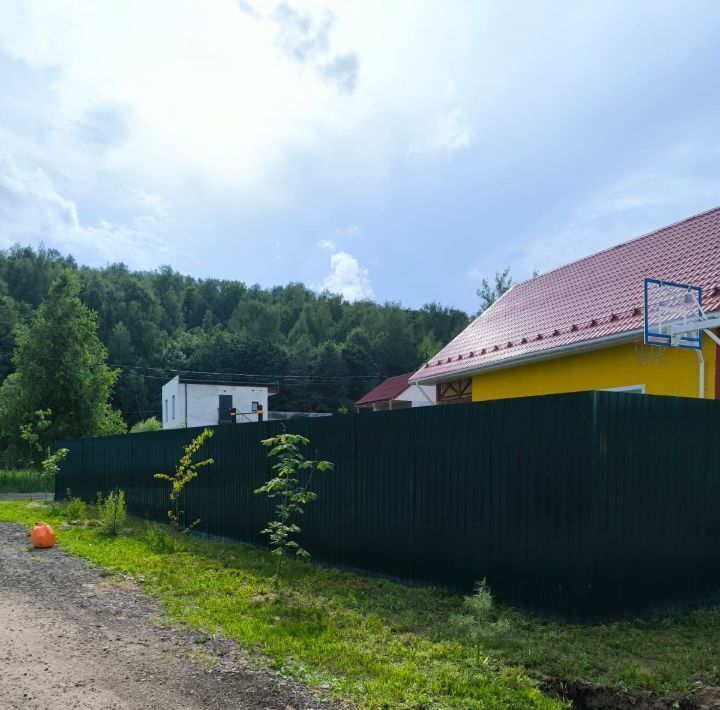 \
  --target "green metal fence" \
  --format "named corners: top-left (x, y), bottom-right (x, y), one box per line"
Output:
top-left (56, 391), bottom-right (720, 619)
